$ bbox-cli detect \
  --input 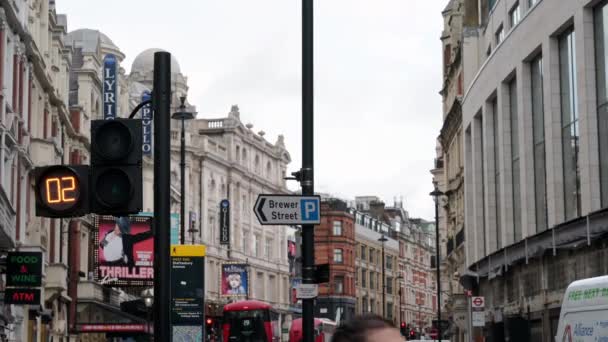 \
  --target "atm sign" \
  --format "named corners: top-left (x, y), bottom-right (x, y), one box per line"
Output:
top-left (4, 288), bottom-right (41, 305)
